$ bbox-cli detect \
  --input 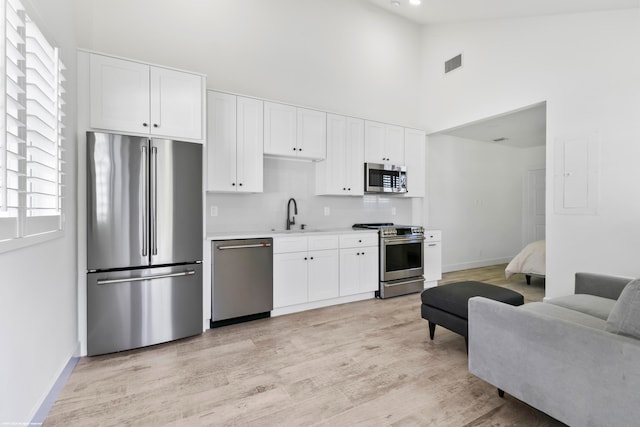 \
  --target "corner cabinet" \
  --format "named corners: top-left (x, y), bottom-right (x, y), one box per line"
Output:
top-left (364, 120), bottom-right (404, 165)
top-left (89, 53), bottom-right (204, 140)
top-left (264, 101), bottom-right (326, 161)
top-left (315, 114), bottom-right (364, 196)
top-left (207, 91), bottom-right (263, 192)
